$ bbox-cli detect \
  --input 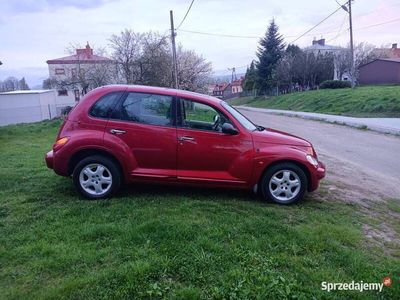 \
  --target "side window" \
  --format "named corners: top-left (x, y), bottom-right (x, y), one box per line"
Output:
top-left (89, 92), bottom-right (122, 119)
top-left (119, 92), bottom-right (173, 126)
top-left (180, 98), bottom-right (231, 132)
